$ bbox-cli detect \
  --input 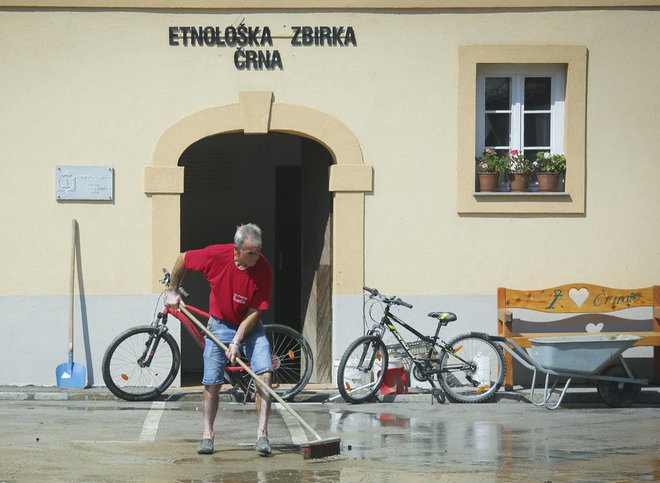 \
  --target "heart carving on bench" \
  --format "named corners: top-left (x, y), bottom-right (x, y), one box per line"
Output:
top-left (569, 287), bottom-right (589, 308)
top-left (586, 322), bottom-right (604, 333)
